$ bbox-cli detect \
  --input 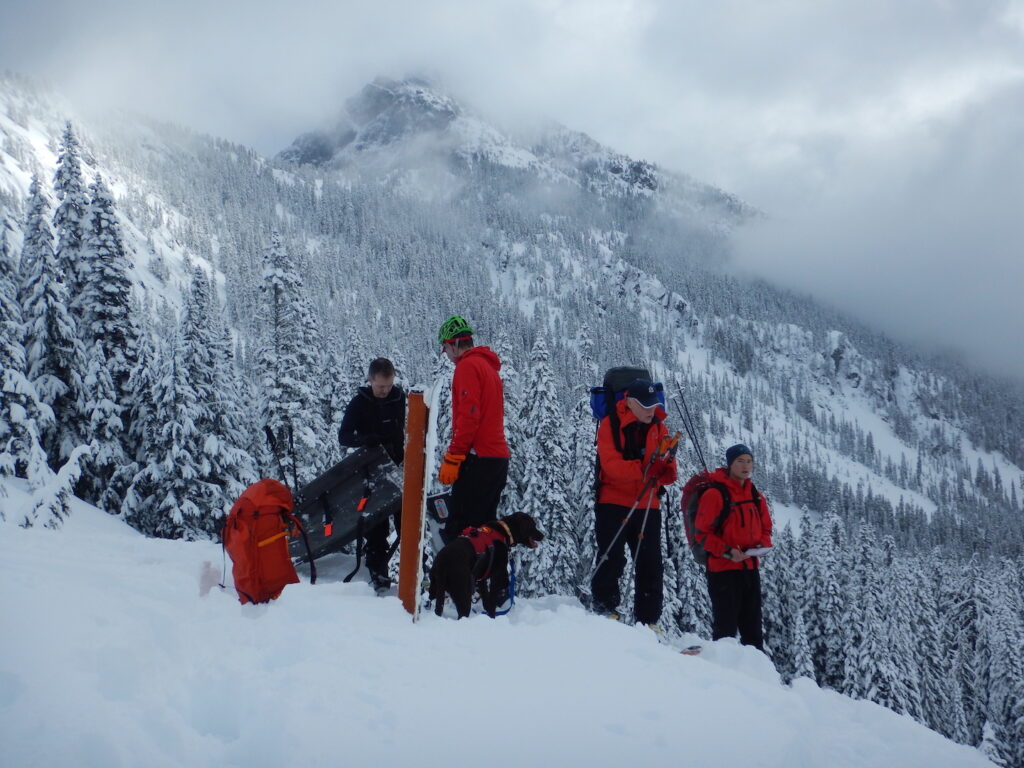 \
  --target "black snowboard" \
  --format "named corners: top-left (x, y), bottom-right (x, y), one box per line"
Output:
top-left (289, 445), bottom-right (402, 563)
